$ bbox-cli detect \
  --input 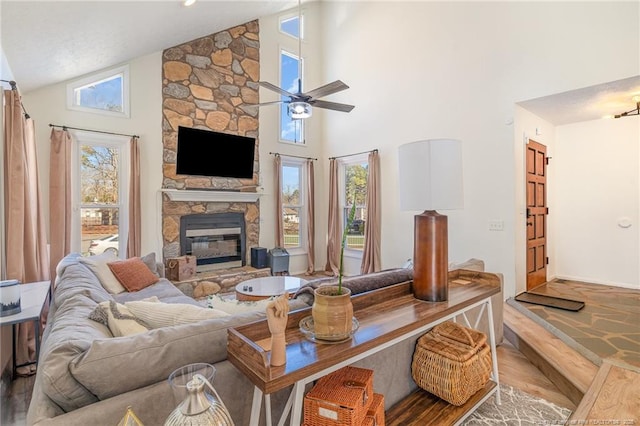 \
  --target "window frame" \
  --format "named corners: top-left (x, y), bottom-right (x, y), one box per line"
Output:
top-left (278, 10), bottom-right (304, 40)
top-left (338, 154), bottom-right (369, 257)
top-left (279, 48), bottom-right (305, 145)
top-left (70, 130), bottom-right (130, 258)
top-left (280, 157), bottom-right (307, 254)
top-left (66, 65), bottom-right (130, 118)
